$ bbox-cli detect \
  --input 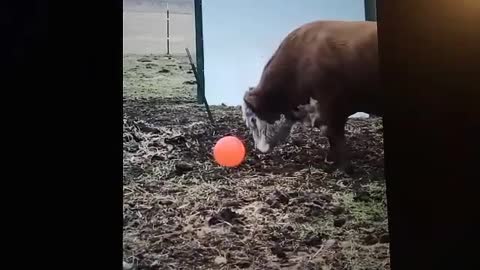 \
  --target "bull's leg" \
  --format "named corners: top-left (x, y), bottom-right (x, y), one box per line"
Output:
top-left (325, 117), bottom-right (353, 174)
